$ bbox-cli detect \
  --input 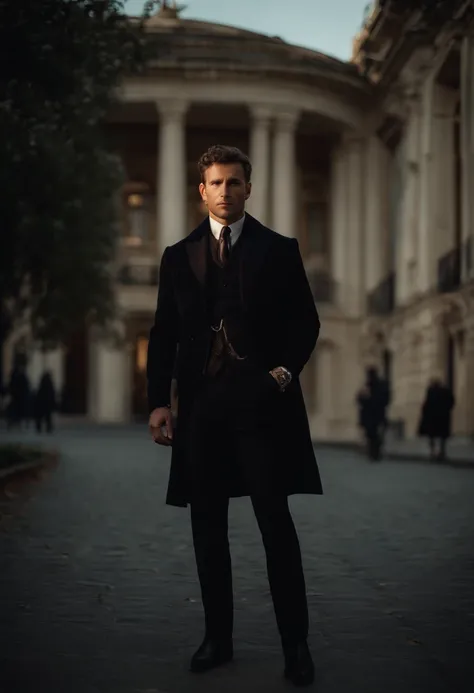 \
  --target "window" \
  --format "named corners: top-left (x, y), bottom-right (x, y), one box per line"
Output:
top-left (123, 185), bottom-right (151, 246)
top-left (127, 193), bottom-right (149, 245)
top-left (135, 336), bottom-right (148, 373)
